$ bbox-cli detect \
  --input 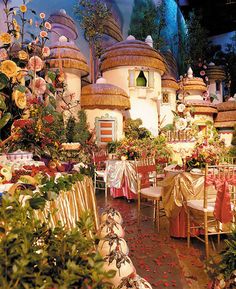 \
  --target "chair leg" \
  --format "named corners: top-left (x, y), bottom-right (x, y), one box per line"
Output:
top-left (156, 200), bottom-right (160, 233)
top-left (187, 209), bottom-right (191, 248)
top-left (204, 212), bottom-right (209, 259)
top-left (217, 221), bottom-right (220, 246)
top-left (105, 183), bottom-right (108, 204)
top-left (138, 192), bottom-right (141, 225)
